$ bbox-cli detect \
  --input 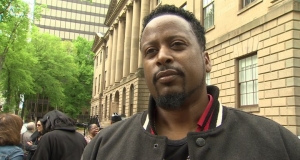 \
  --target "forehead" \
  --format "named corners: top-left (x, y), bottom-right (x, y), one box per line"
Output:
top-left (141, 14), bottom-right (194, 39)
